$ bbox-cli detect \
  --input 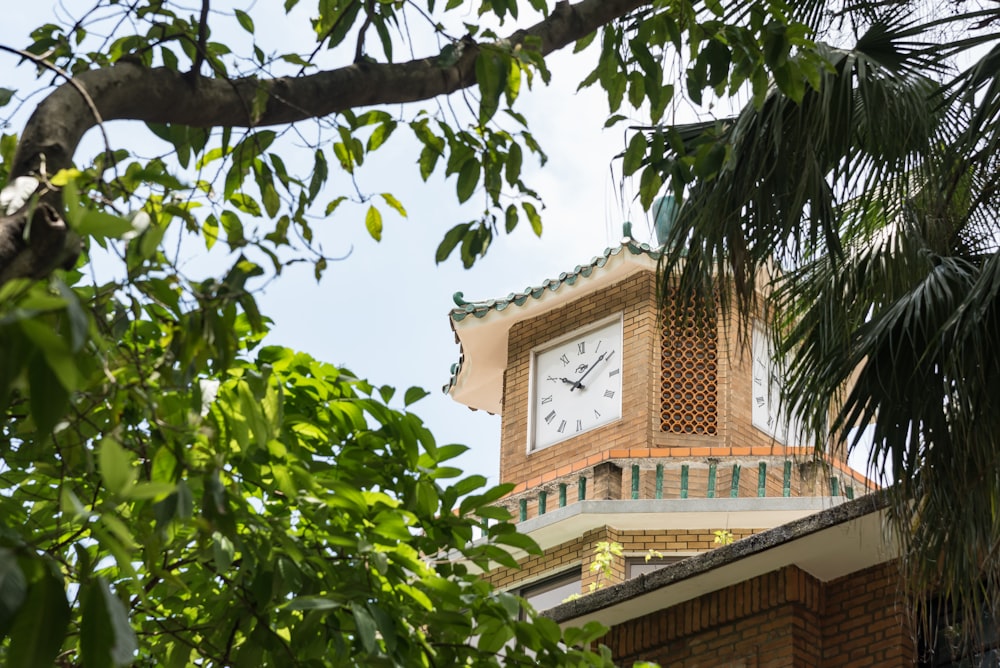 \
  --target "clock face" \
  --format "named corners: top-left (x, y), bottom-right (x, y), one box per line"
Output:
top-left (751, 324), bottom-right (805, 444)
top-left (529, 316), bottom-right (623, 450)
